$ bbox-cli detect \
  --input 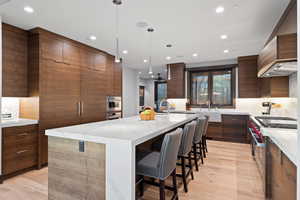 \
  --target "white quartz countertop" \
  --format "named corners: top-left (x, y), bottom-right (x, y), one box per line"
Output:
top-left (46, 113), bottom-right (199, 146)
top-left (1, 118), bottom-right (39, 128)
top-left (251, 116), bottom-right (297, 165)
